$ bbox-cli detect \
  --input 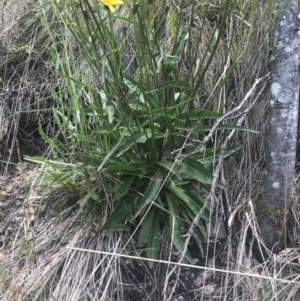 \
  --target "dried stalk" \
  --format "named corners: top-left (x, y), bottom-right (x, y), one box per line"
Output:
top-left (163, 74), bottom-right (270, 301)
